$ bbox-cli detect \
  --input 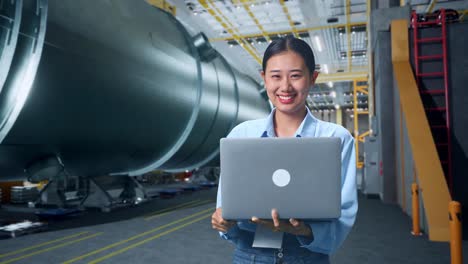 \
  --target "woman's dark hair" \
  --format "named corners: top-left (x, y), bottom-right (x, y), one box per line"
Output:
top-left (262, 36), bottom-right (316, 73)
